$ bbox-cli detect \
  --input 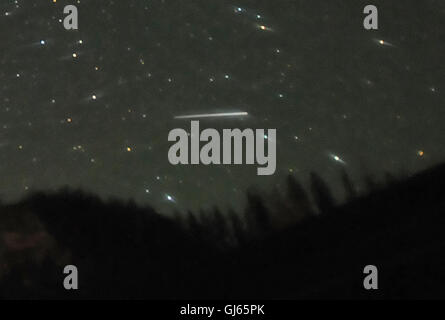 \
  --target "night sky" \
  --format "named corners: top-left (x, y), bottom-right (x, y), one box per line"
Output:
top-left (1, 0), bottom-right (444, 213)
